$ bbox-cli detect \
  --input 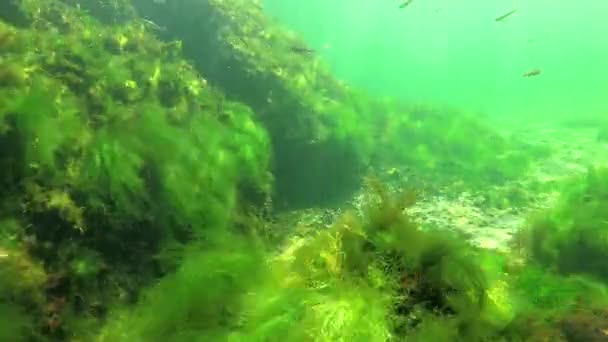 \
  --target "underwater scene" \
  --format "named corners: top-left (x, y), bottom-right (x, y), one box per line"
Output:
top-left (1, 0), bottom-right (608, 341)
